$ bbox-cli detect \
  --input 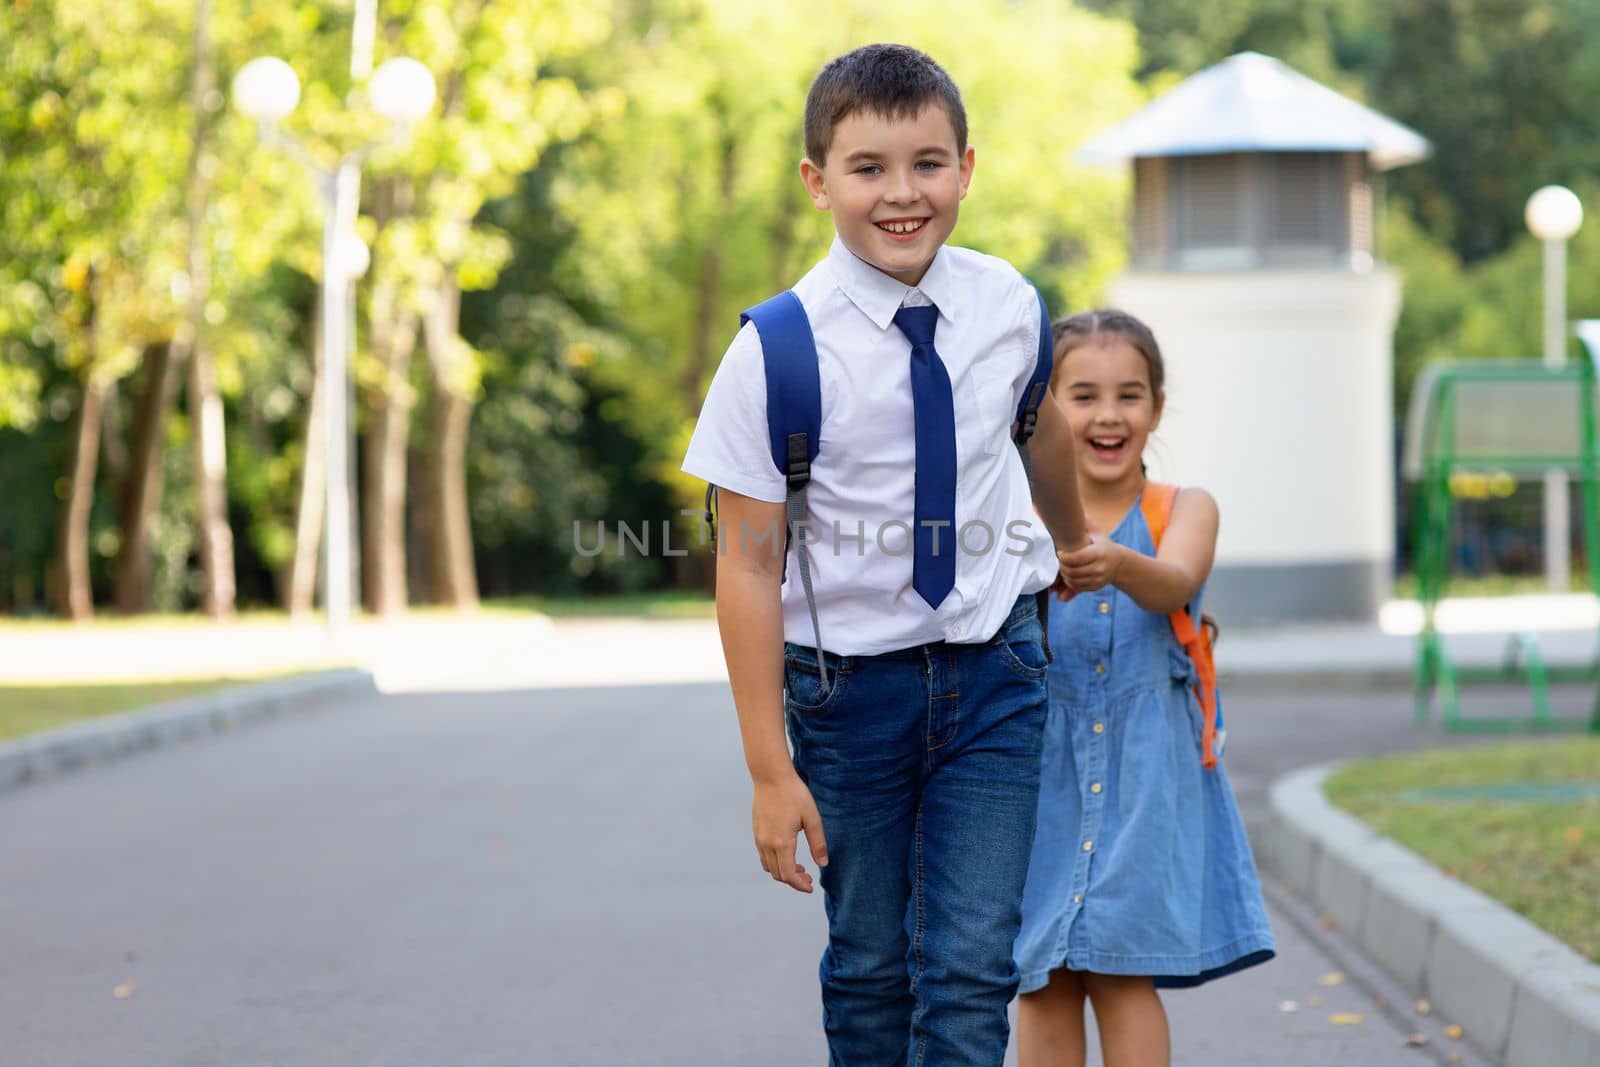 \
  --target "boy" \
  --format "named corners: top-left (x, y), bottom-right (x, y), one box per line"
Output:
top-left (682, 44), bottom-right (1086, 1065)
